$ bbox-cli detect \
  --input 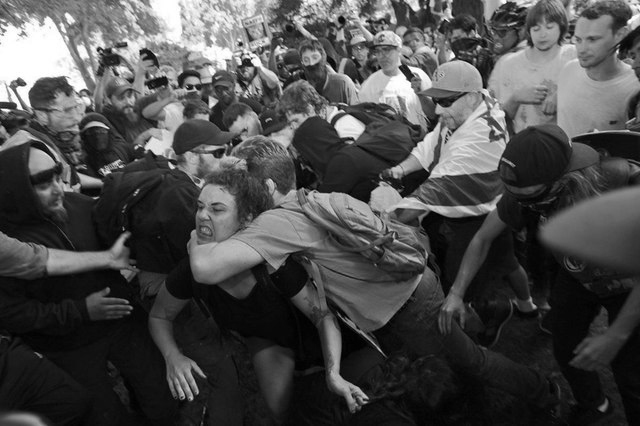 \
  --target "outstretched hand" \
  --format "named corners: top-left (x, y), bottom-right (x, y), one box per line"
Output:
top-left (327, 373), bottom-right (369, 413)
top-left (107, 232), bottom-right (137, 271)
top-left (570, 332), bottom-right (627, 371)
